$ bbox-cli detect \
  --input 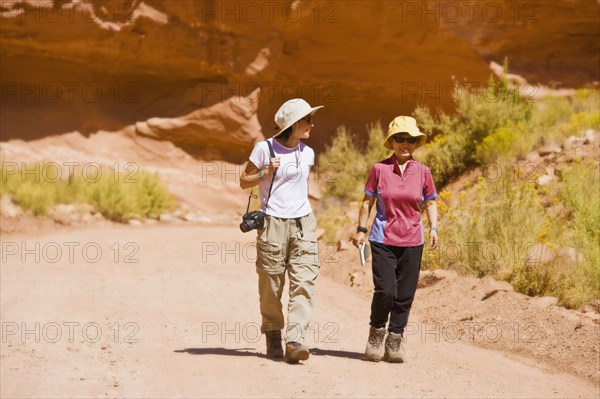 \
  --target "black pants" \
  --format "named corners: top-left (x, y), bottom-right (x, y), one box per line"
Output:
top-left (369, 242), bottom-right (423, 335)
